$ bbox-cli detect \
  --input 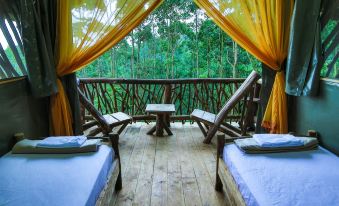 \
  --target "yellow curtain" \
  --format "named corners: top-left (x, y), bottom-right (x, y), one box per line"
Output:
top-left (51, 0), bottom-right (164, 135)
top-left (194, 0), bottom-right (294, 133)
